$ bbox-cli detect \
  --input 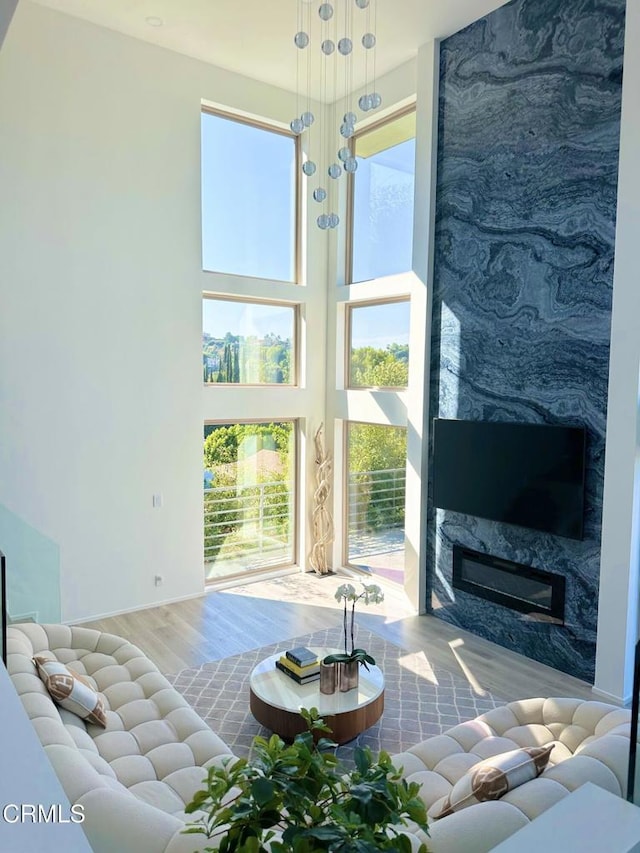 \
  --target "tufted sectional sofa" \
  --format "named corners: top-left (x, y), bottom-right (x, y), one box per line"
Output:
top-left (391, 696), bottom-right (632, 852)
top-left (6, 624), bottom-right (633, 853)
top-left (7, 623), bottom-right (236, 853)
